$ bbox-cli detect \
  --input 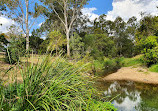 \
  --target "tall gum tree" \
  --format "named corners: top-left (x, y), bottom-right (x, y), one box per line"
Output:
top-left (40, 0), bottom-right (89, 57)
top-left (2, 0), bottom-right (40, 51)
